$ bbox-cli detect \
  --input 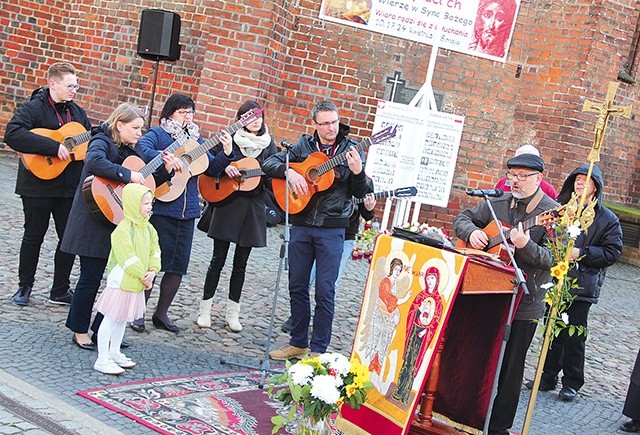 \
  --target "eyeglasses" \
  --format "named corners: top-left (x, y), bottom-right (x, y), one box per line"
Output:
top-left (505, 171), bottom-right (539, 181)
top-left (314, 119), bottom-right (339, 127)
top-left (56, 82), bottom-right (80, 91)
top-left (176, 109), bottom-right (195, 116)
